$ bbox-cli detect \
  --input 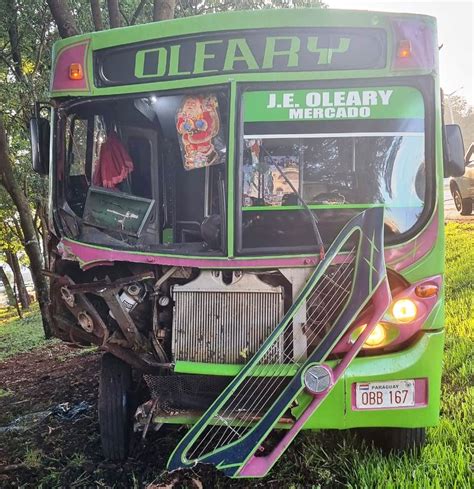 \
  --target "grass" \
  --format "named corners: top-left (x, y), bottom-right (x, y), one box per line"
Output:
top-left (0, 223), bottom-right (472, 488)
top-left (0, 304), bottom-right (51, 361)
